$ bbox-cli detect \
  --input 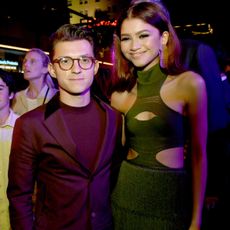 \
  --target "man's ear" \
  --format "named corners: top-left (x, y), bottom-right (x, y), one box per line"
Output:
top-left (9, 92), bottom-right (14, 100)
top-left (48, 63), bottom-right (57, 79)
top-left (94, 60), bottom-right (100, 75)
